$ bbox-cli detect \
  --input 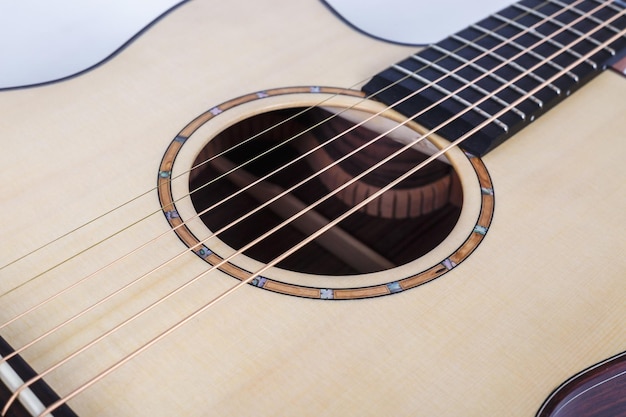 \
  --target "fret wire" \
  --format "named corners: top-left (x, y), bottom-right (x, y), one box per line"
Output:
top-left (430, 43), bottom-right (544, 107)
top-left (512, 3), bottom-right (612, 59)
top-left (397, 0), bottom-right (567, 121)
top-left (550, 0), bottom-right (621, 43)
top-left (409, 54), bottom-right (526, 120)
top-left (591, 0), bottom-right (625, 13)
top-left (471, 23), bottom-right (579, 82)
top-left (515, 3), bottom-right (615, 55)
top-left (452, 33), bottom-right (562, 94)
top-left (492, 13), bottom-right (595, 72)
top-left (391, 63), bottom-right (510, 132)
